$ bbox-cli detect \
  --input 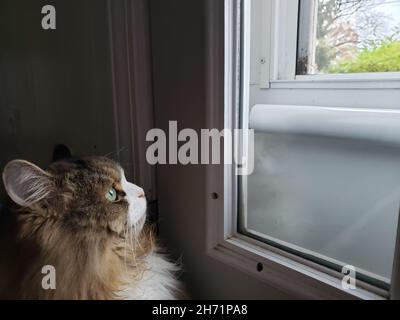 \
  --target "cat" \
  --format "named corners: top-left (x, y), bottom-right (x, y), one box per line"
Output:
top-left (0, 151), bottom-right (181, 299)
